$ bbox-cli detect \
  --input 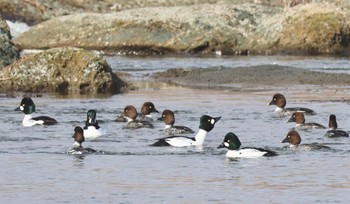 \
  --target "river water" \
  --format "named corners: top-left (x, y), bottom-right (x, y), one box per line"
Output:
top-left (0, 56), bottom-right (349, 203)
